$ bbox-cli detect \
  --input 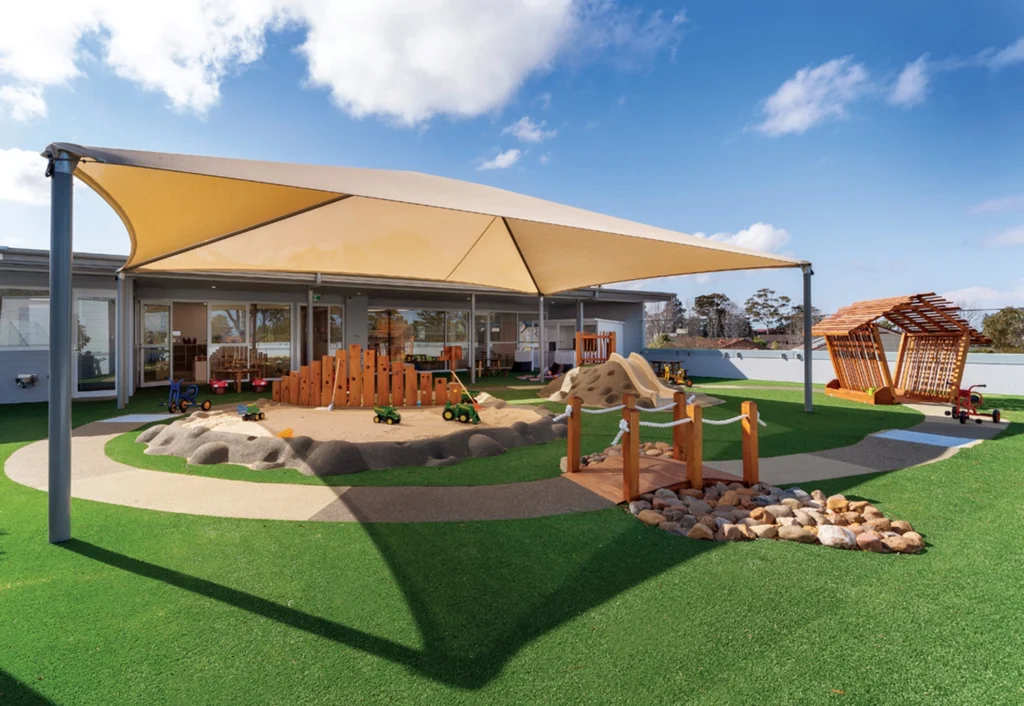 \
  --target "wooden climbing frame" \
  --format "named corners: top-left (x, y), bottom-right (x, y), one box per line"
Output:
top-left (271, 344), bottom-right (458, 408)
top-left (813, 293), bottom-right (989, 405)
top-left (575, 331), bottom-right (616, 368)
